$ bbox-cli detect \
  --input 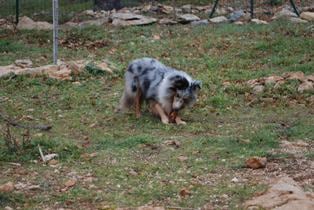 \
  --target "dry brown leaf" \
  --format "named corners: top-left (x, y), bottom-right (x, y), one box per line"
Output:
top-left (164, 140), bottom-right (180, 148)
top-left (179, 188), bottom-right (191, 197)
top-left (0, 182), bottom-right (14, 192)
top-left (178, 155), bottom-right (188, 162)
top-left (245, 157), bottom-right (267, 169)
top-left (61, 179), bottom-right (77, 192)
top-left (153, 34), bottom-right (161, 40)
